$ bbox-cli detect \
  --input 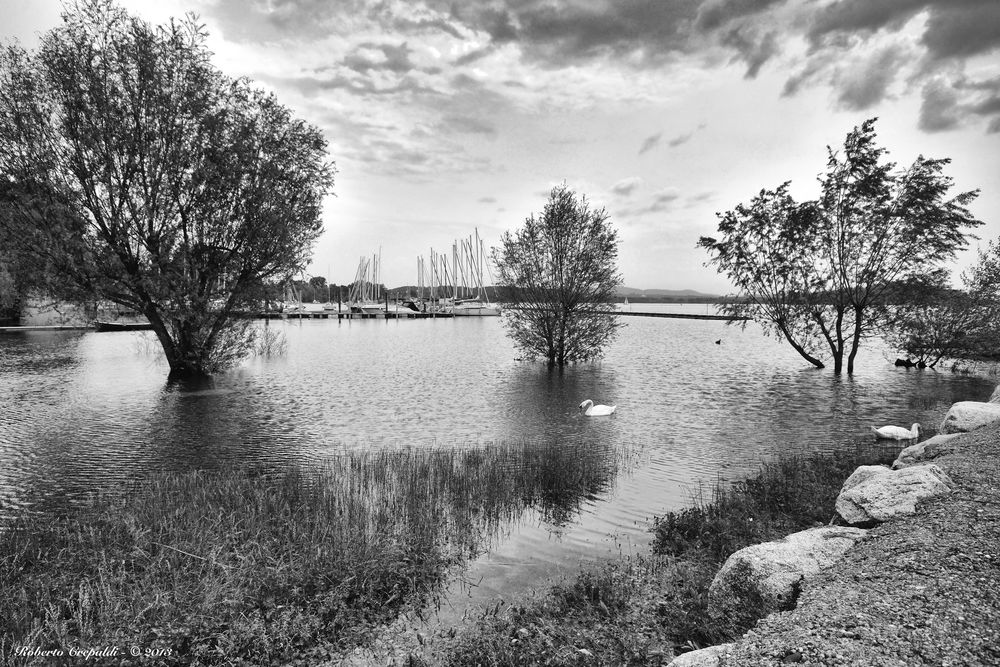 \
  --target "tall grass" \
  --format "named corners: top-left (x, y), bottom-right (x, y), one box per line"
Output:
top-left (0, 440), bottom-right (624, 666)
top-left (652, 443), bottom-right (898, 562)
top-left (441, 443), bottom-right (900, 665)
top-left (252, 326), bottom-right (287, 357)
